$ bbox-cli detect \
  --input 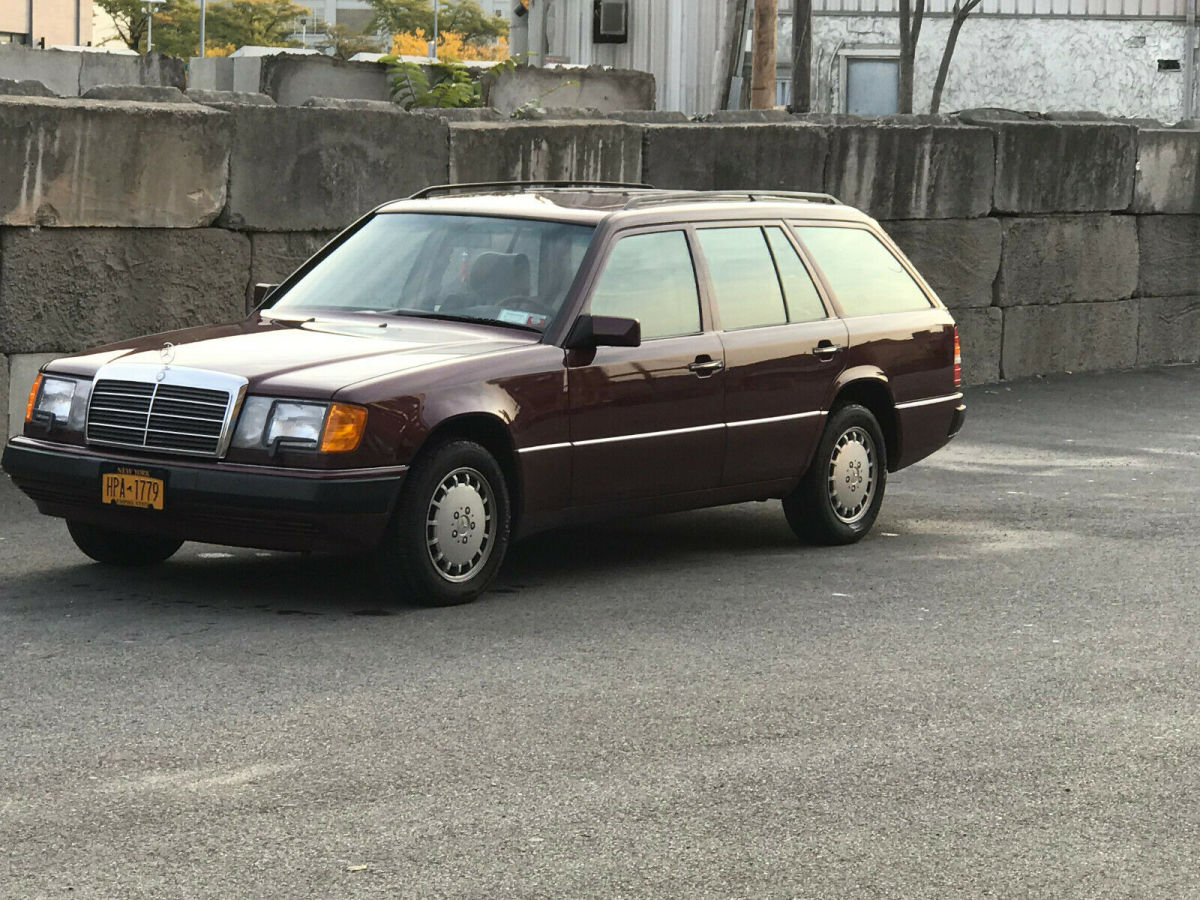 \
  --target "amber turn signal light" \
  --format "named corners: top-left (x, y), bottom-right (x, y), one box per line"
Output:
top-left (320, 403), bottom-right (368, 452)
top-left (24, 374), bottom-right (43, 424)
